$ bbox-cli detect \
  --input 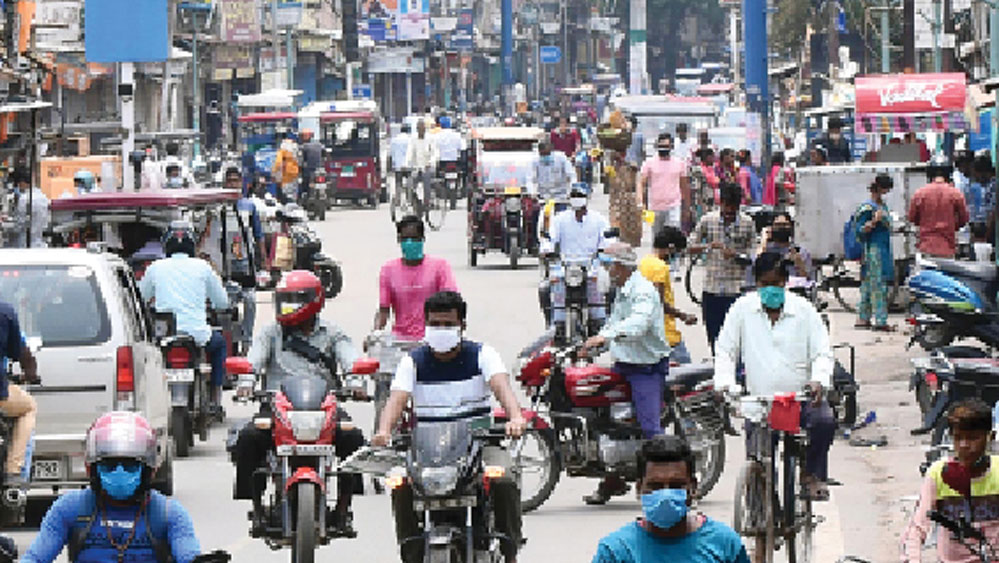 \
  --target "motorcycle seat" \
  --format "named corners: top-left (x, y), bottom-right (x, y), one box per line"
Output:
top-left (932, 258), bottom-right (998, 282)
